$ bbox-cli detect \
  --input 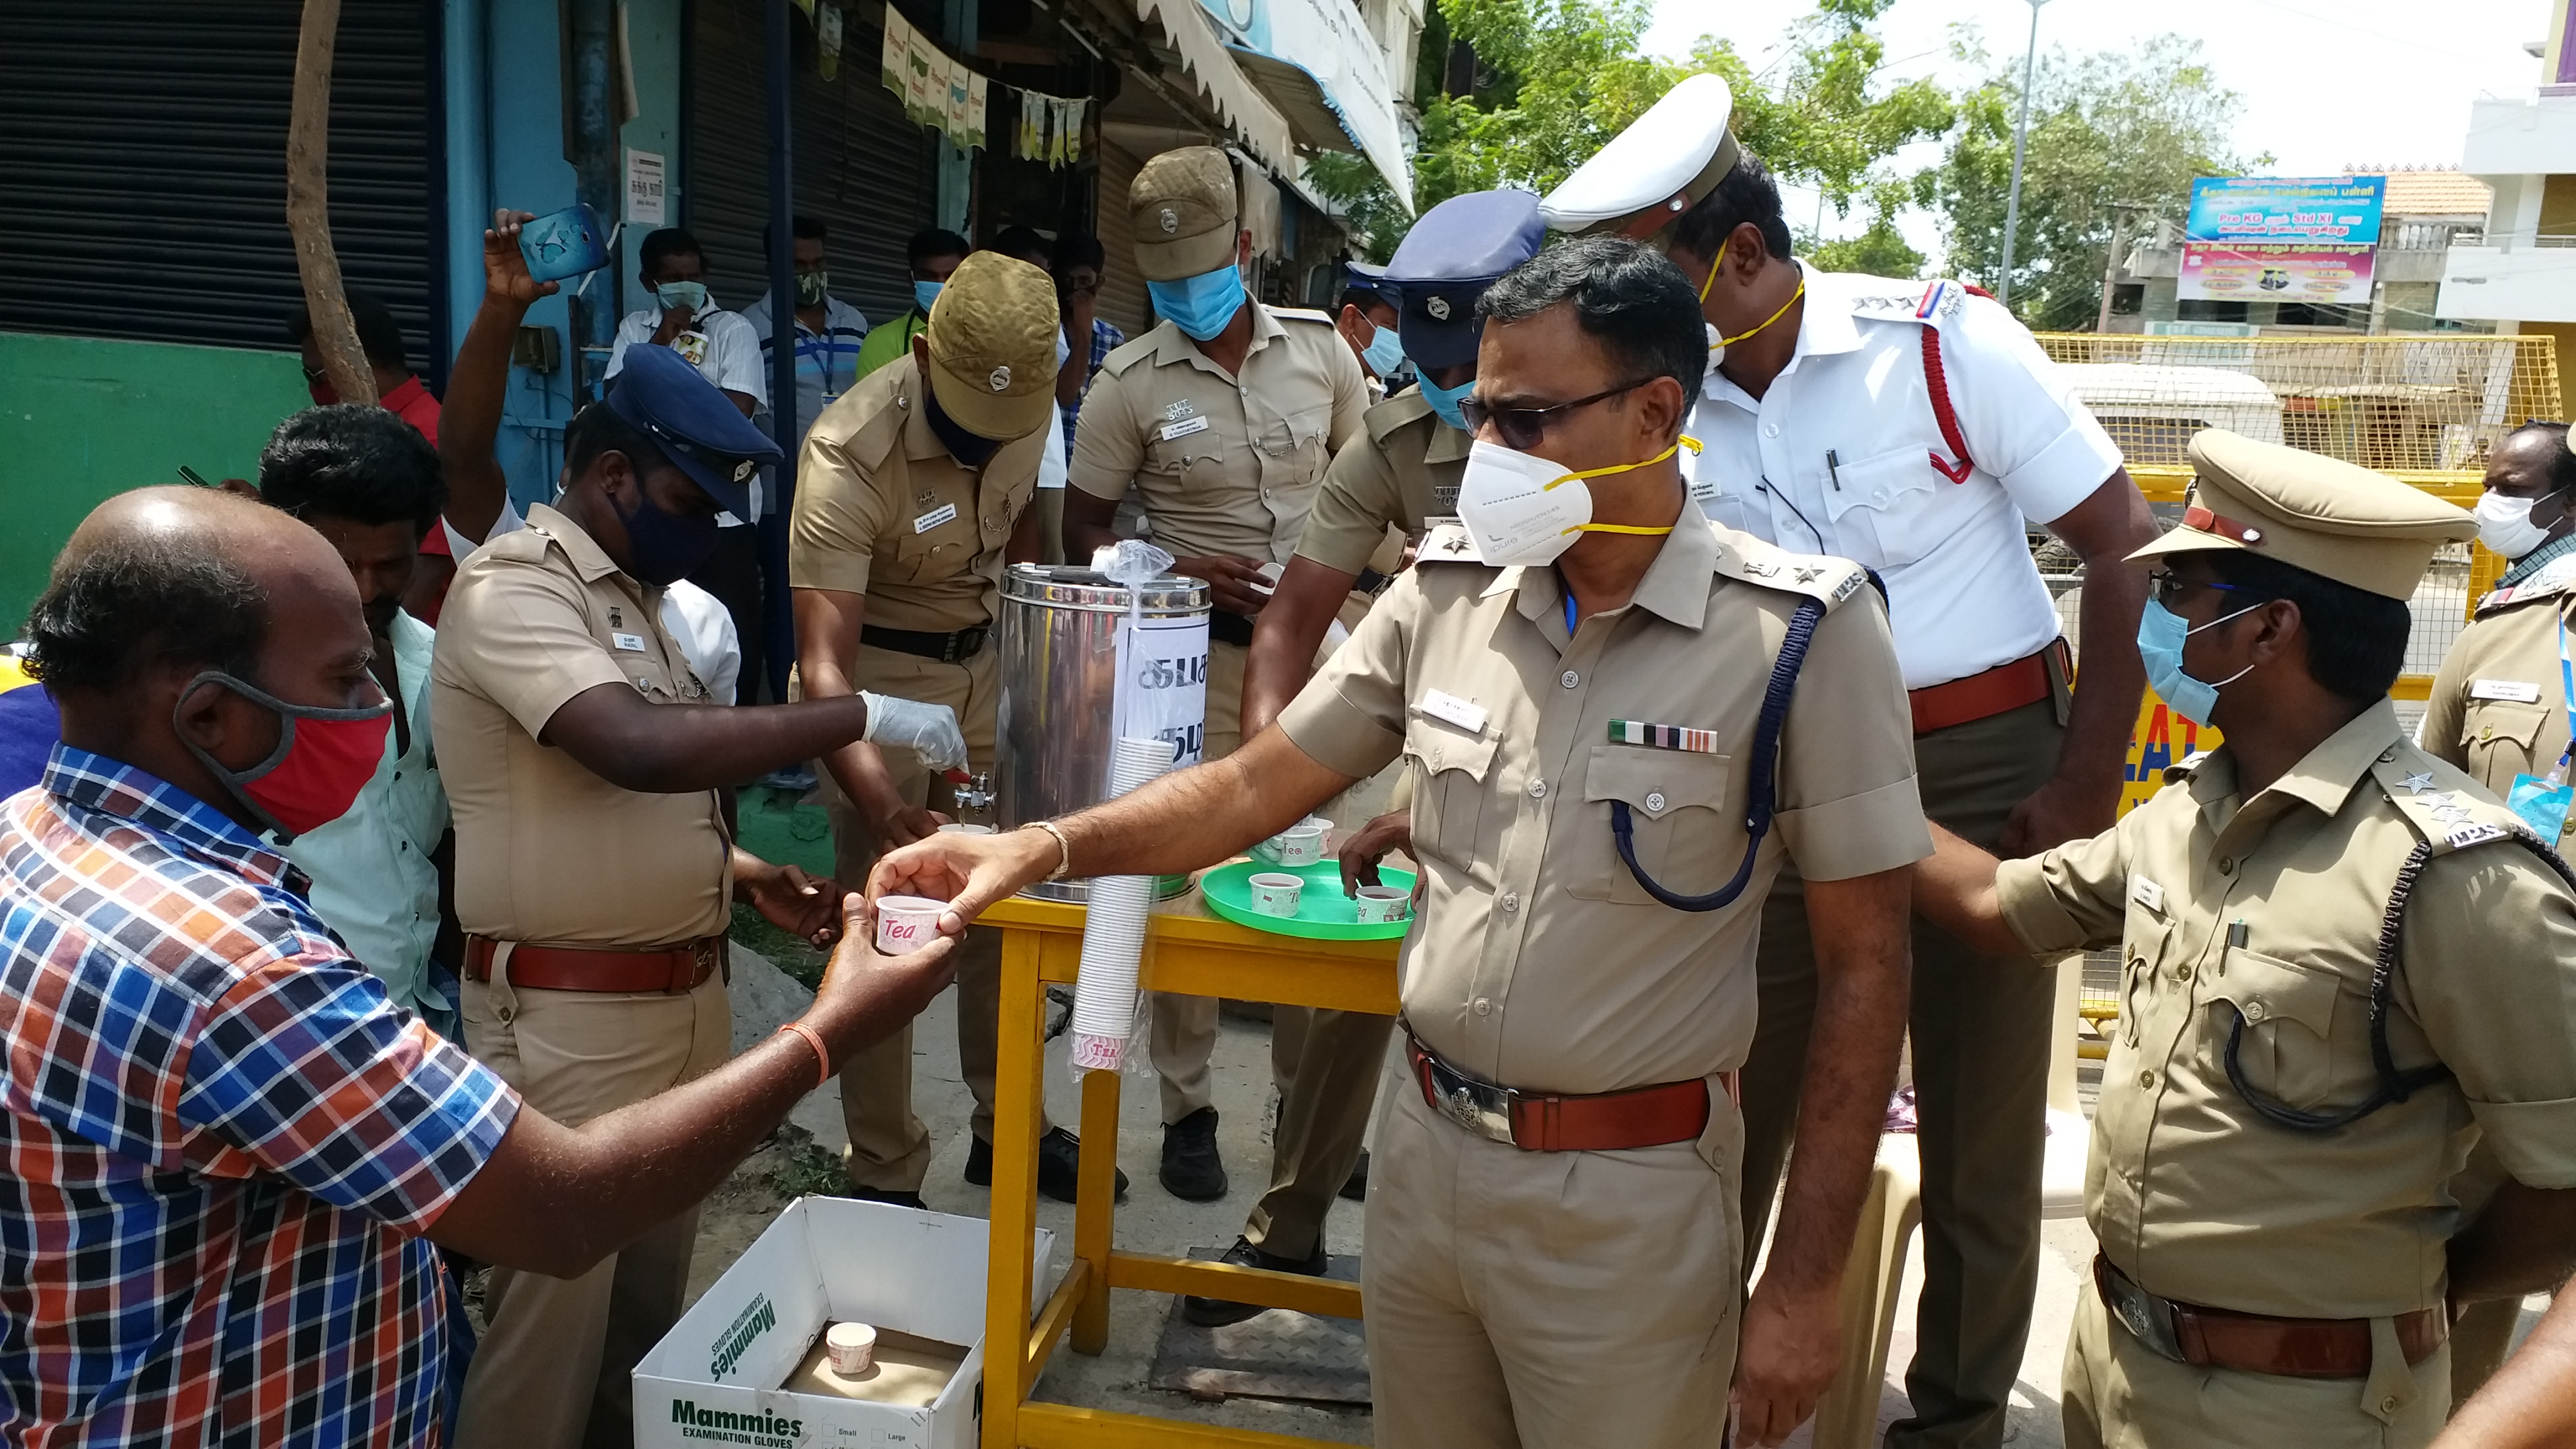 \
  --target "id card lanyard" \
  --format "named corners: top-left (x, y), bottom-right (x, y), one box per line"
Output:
top-left (2503, 607), bottom-right (2576, 839)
